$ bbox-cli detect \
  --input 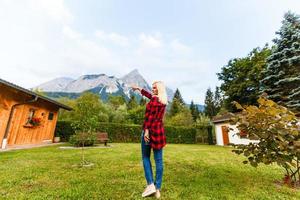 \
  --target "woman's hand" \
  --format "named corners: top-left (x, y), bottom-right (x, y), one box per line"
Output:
top-left (130, 84), bottom-right (141, 92)
top-left (144, 129), bottom-right (150, 143)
